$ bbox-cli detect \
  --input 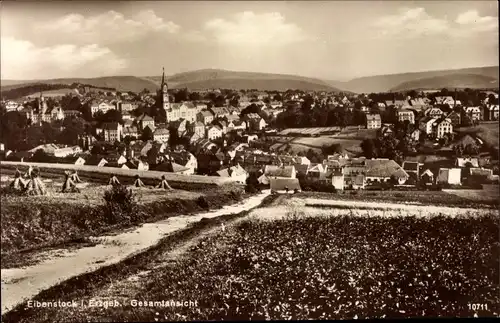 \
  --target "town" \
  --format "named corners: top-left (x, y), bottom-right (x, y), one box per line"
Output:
top-left (1, 67), bottom-right (498, 193)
